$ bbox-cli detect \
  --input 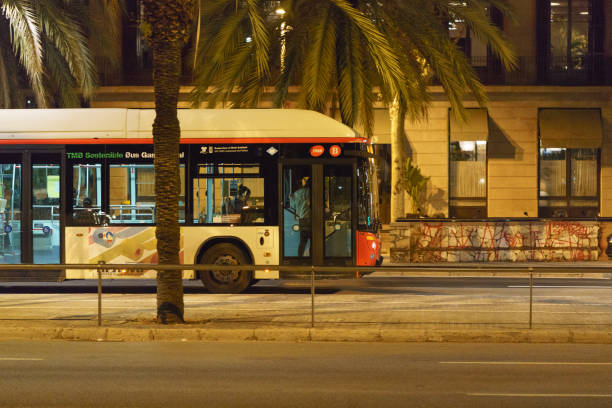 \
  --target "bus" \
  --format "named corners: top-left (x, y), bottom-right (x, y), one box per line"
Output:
top-left (0, 108), bottom-right (381, 292)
